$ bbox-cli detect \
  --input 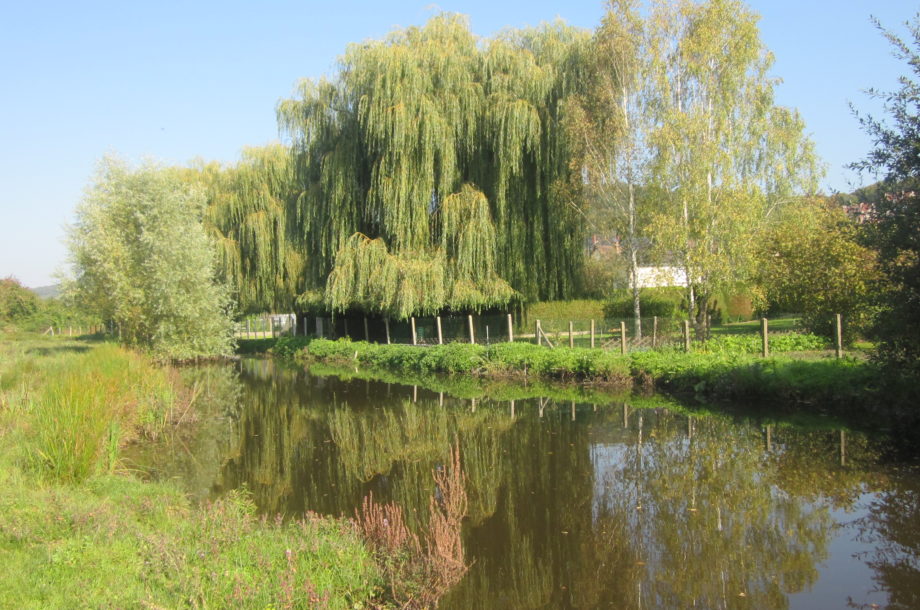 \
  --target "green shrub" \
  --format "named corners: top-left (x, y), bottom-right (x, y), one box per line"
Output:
top-left (698, 332), bottom-right (827, 355)
top-left (603, 288), bottom-right (684, 319)
top-left (721, 293), bottom-right (756, 321)
top-left (269, 336), bottom-right (312, 358)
